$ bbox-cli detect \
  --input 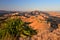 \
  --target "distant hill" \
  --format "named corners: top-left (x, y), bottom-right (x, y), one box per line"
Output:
top-left (0, 10), bottom-right (19, 16)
